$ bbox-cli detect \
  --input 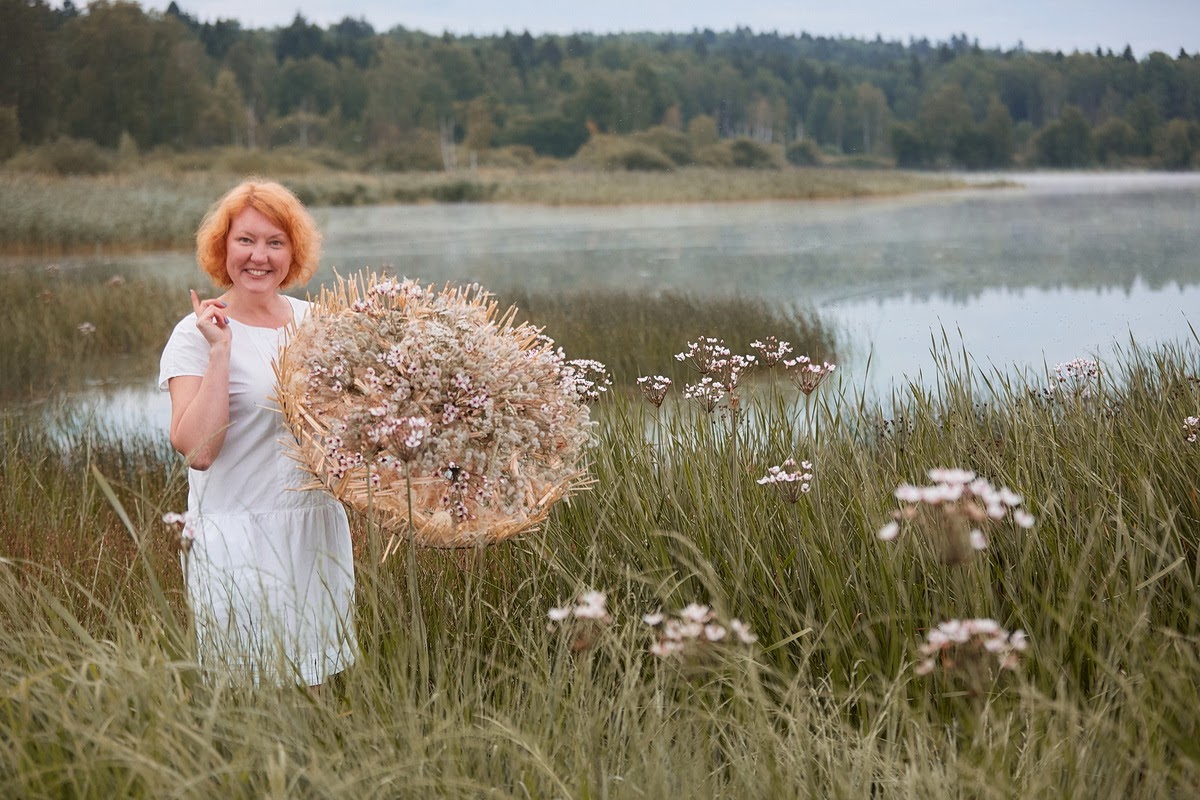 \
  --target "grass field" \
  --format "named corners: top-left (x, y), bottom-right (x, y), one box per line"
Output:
top-left (1, 320), bottom-right (1198, 796)
top-left (0, 268), bottom-right (836, 401)
top-left (0, 165), bottom-right (967, 256)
